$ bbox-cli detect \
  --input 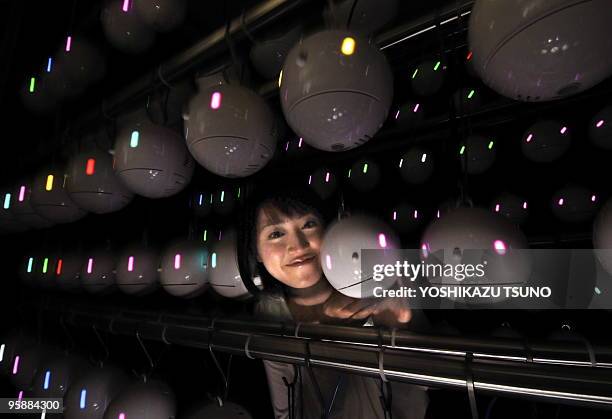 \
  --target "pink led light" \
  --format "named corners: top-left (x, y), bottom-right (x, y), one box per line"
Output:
top-left (325, 172), bottom-right (330, 183)
top-left (413, 103), bottom-right (420, 113)
top-left (18, 391), bottom-right (23, 401)
top-left (127, 256), bottom-right (134, 272)
top-left (298, 138), bottom-right (303, 148)
top-left (12, 356), bottom-right (20, 375)
top-left (119, 414), bottom-right (126, 419)
top-left (392, 211), bottom-right (397, 221)
top-left (596, 119), bottom-right (605, 128)
top-left (285, 142), bottom-right (289, 151)
top-left (522, 201), bottom-right (528, 210)
top-left (210, 92), bottom-right (222, 109)
top-left (308, 175), bottom-right (312, 185)
top-left (65, 36), bottom-right (72, 52)
top-left (558, 198), bottom-right (564, 206)
top-left (436, 210), bottom-right (440, 218)
top-left (174, 254), bottom-right (181, 270)
top-left (493, 240), bottom-right (507, 255)
top-left (325, 254), bottom-right (332, 270)
top-left (591, 194), bottom-right (597, 202)
top-left (494, 204), bottom-right (500, 212)
top-left (560, 126), bottom-right (567, 134)
top-left (395, 109), bottom-right (400, 119)
top-left (87, 258), bottom-right (93, 274)
top-left (421, 243), bottom-right (429, 258)
top-left (413, 210), bottom-right (418, 219)
top-left (18, 186), bottom-right (26, 202)
top-left (378, 233), bottom-right (387, 248)
top-left (122, 0), bottom-right (130, 12)
top-left (526, 134), bottom-right (533, 143)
